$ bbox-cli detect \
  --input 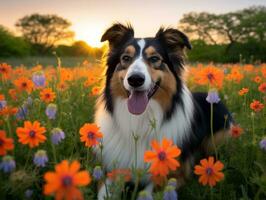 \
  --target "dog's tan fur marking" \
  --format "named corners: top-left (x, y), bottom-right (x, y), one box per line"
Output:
top-left (149, 65), bottom-right (177, 111)
top-left (110, 70), bottom-right (128, 98)
top-left (145, 46), bottom-right (162, 58)
top-left (123, 45), bottom-right (135, 56)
